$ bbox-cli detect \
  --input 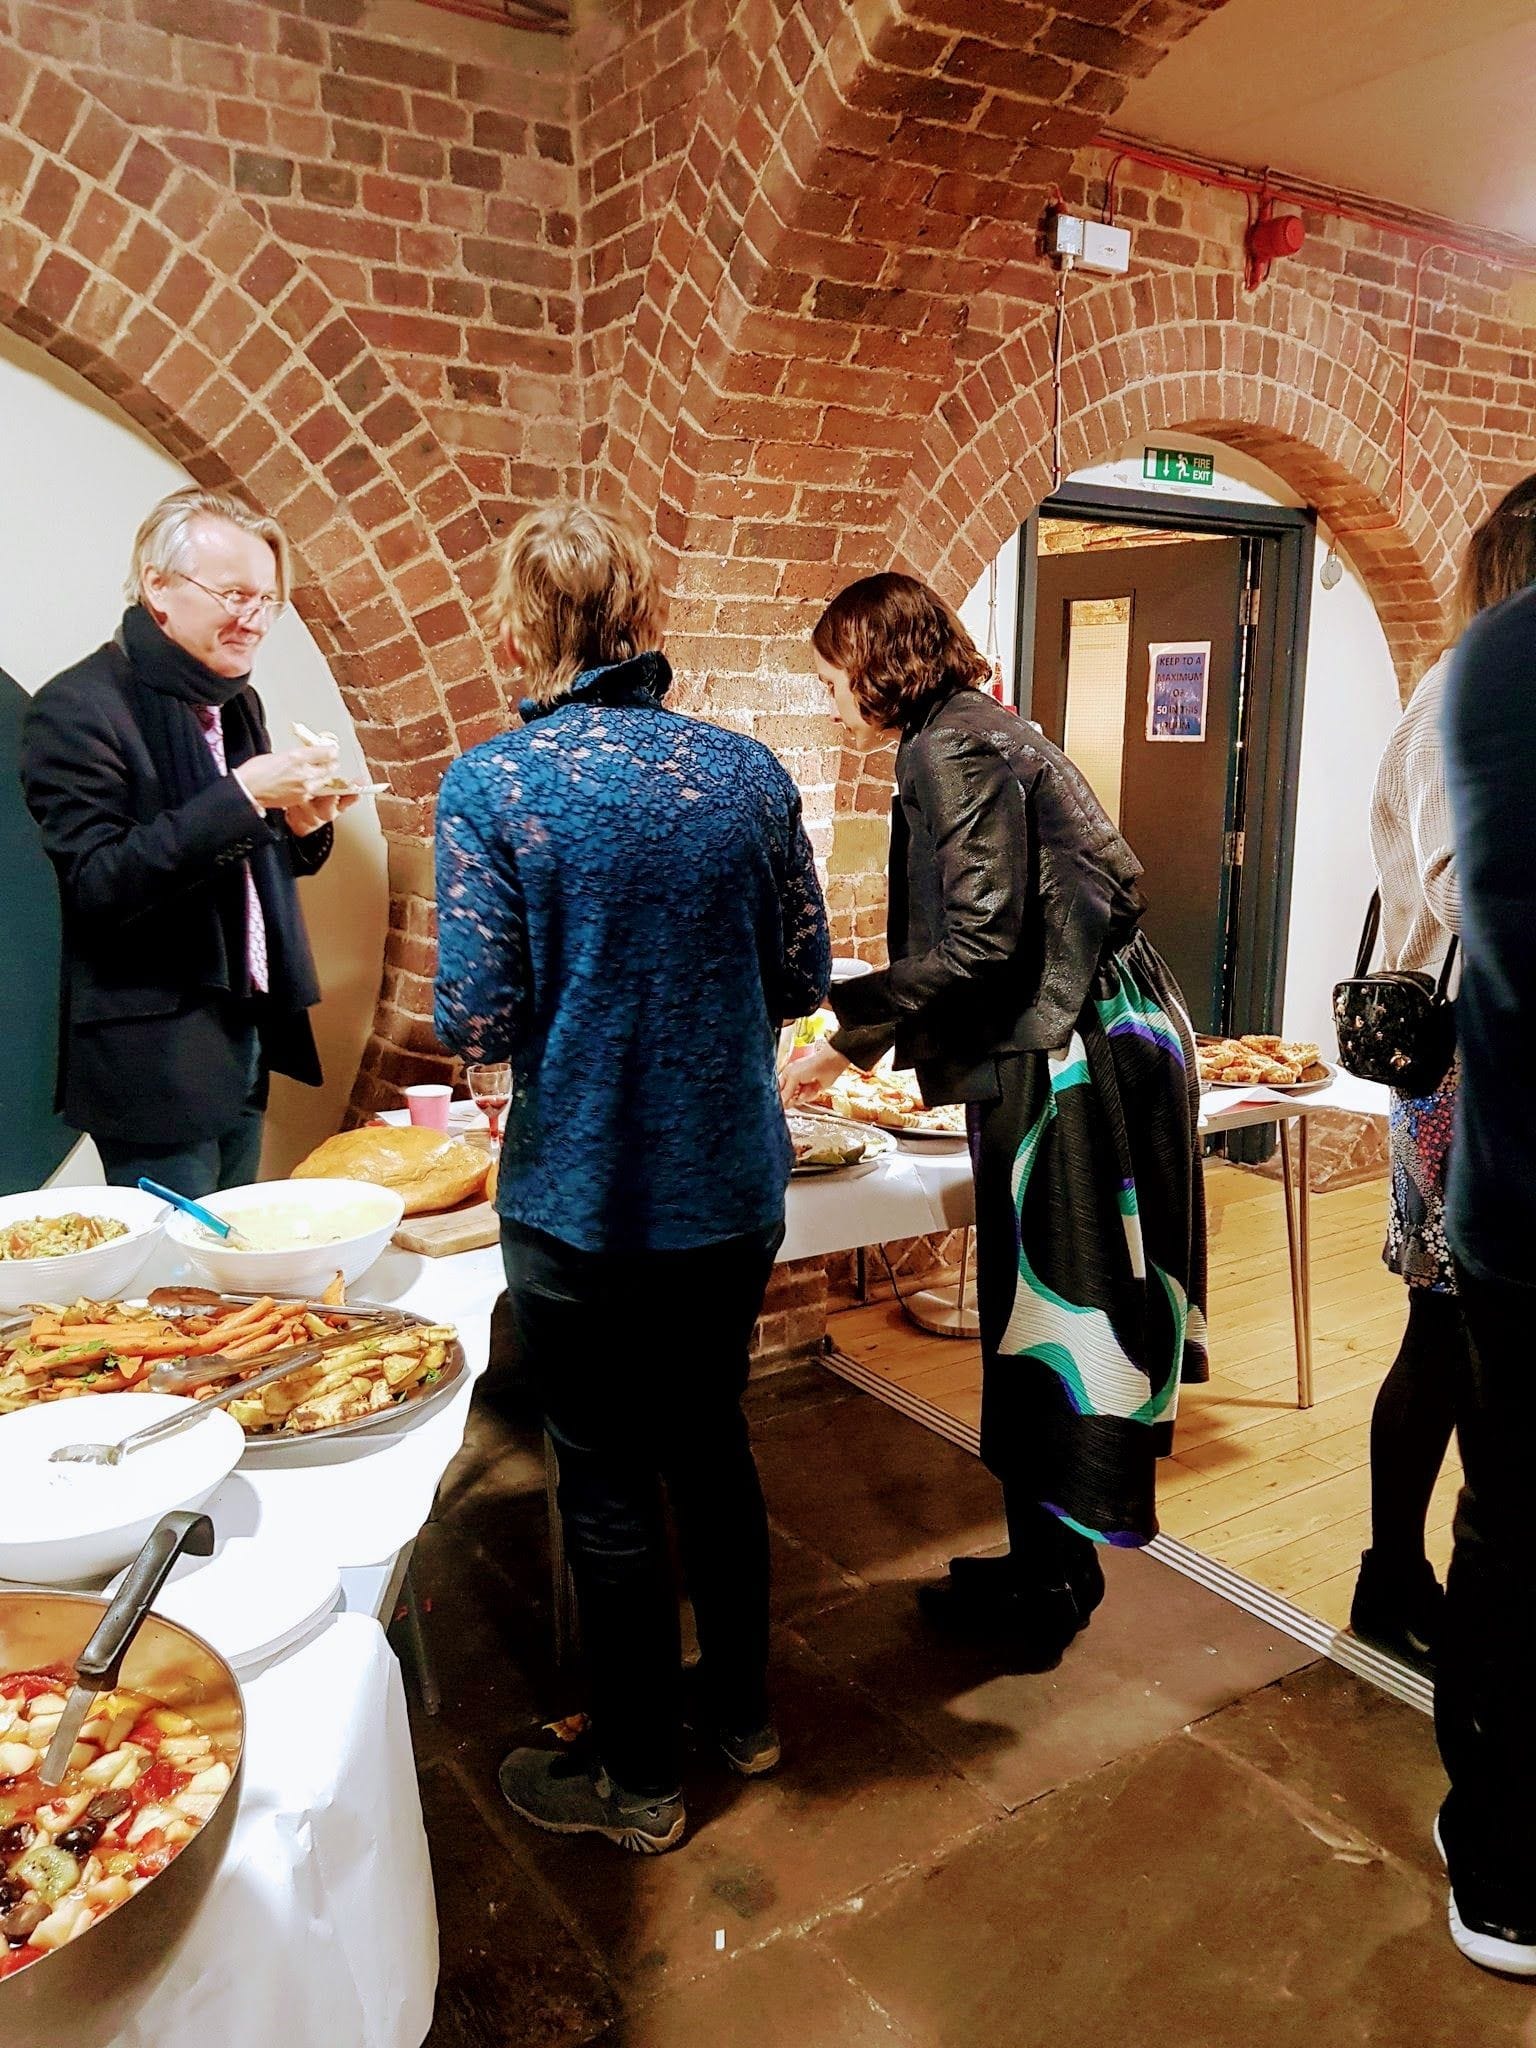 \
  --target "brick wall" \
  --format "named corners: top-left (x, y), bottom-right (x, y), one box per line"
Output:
top-left (4, 0), bottom-right (1536, 1326)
